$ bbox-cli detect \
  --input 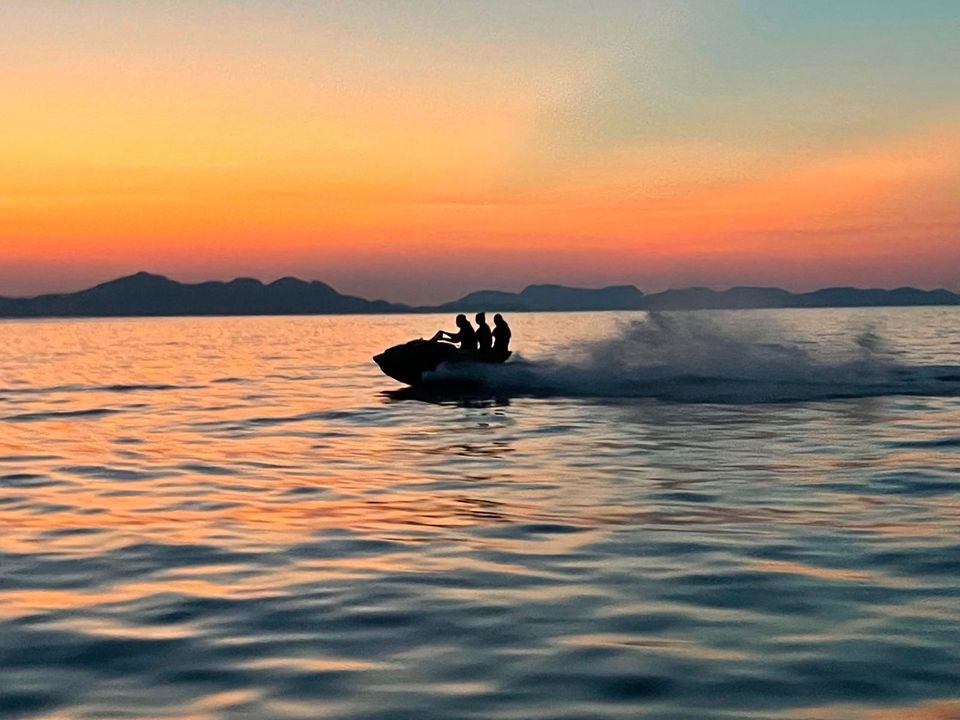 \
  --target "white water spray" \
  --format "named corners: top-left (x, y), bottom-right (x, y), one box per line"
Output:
top-left (425, 313), bottom-right (958, 403)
